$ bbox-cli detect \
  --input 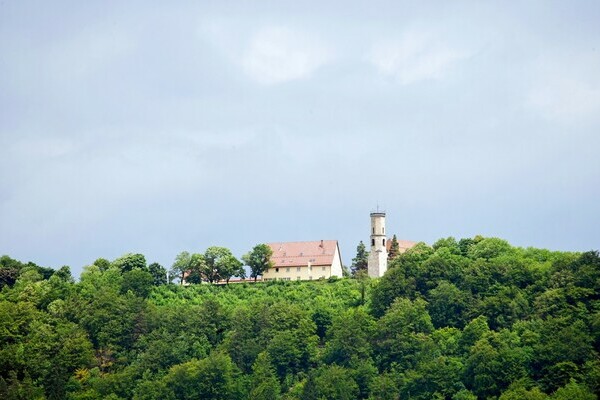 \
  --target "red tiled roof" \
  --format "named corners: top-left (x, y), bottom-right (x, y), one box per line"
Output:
top-left (267, 240), bottom-right (338, 267)
top-left (386, 238), bottom-right (418, 252)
